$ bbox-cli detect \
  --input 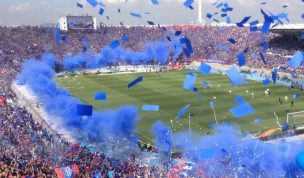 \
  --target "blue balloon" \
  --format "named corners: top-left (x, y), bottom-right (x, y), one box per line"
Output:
top-left (296, 151), bottom-right (304, 169)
